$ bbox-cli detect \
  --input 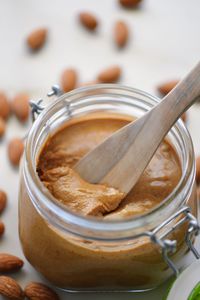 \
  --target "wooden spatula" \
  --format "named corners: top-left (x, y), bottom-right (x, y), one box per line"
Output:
top-left (75, 62), bottom-right (200, 194)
